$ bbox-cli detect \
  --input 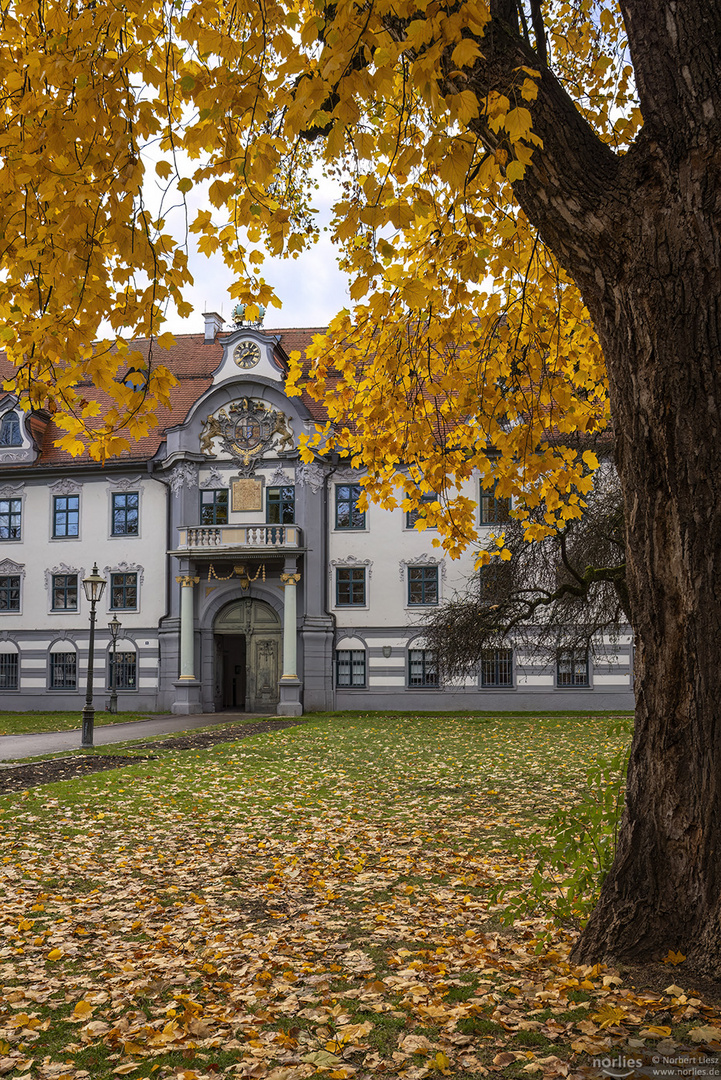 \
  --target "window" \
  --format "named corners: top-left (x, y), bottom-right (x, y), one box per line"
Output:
top-left (557, 648), bottom-right (590, 687)
top-left (336, 567), bottom-right (366, 606)
top-left (335, 649), bottom-right (366, 688)
top-left (200, 489), bottom-right (229, 525)
top-left (51, 574), bottom-right (78, 611)
top-left (479, 560), bottom-right (513, 604)
top-left (53, 495), bottom-right (80, 538)
top-left (123, 367), bottom-right (148, 391)
top-left (481, 648), bottom-right (514, 687)
top-left (408, 565), bottom-right (439, 606)
top-left (480, 480), bottom-right (511, 524)
top-left (0, 576), bottom-right (20, 611)
top-left (0, 652), bottom-right (18, 690)
top-left (111, 492), bottom-right (139, 535)
top-left (408, 648), bottom-right (439, 688)
top-left (406, 493), bottom-right (436, 528)
top-left (50, 651), bottom-right (77, 690)
top-left (0, 498), bottom-right (21, 540)
top-left (335, 484), bottom-right (365, 529)
top-left (110, 572), bottom-right (138, 610)
top-left (266, 486), bottom-right (295, 524)
top-left (108, 650), bottom-right (137, 690)
top-left (0, 410), bottom-right (22, 447)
